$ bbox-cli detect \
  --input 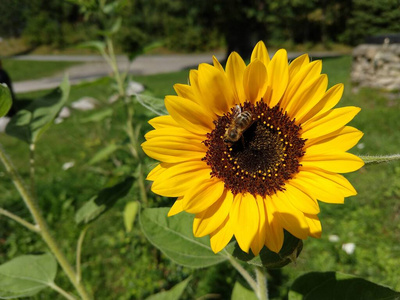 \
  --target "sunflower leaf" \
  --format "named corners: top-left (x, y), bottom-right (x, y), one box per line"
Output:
top-left (0, 253), bottom-right (57, 298)
top-left (145, 276), bottom-right (191, 300)
top-left (75, 176), bottom-right (134, 225)
top-left (139, 207), bottom-right (227, 268)
top-left (5, 75), bottom-right (70, 144)
top-left (0, 84), bottom-right (12, 117)
top-left (231, 281), bottom-right (258, 300)
top-left (288, 271), bottom-right (400, 300)
top-left (134, 93), bottom-right (167, 116)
